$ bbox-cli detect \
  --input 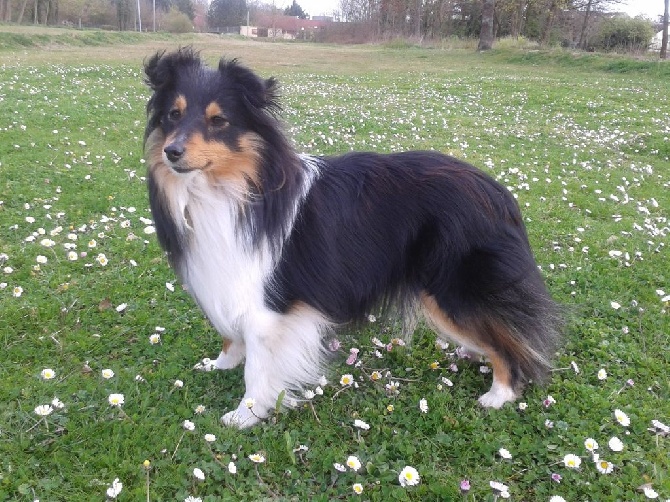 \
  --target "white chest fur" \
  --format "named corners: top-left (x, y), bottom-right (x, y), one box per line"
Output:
top-left (175, 176), bottom-right (273, 340)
